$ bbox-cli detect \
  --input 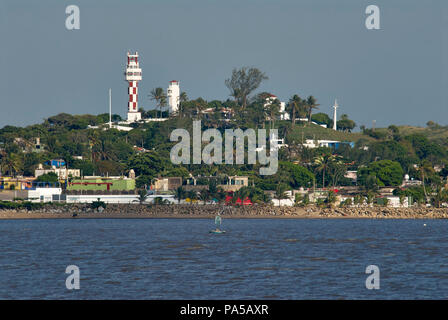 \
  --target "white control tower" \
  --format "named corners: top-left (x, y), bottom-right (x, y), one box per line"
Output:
top-left (167, 80), bottom-right (180, 114)
top-left (125, 51), bottom-right (142, 122)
